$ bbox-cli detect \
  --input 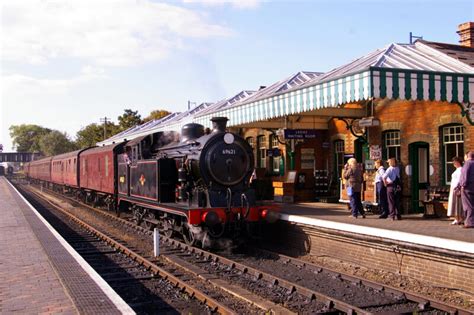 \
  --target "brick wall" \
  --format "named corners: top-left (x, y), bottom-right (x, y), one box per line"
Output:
top-left (328, 100), bottom-right (474, 211)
